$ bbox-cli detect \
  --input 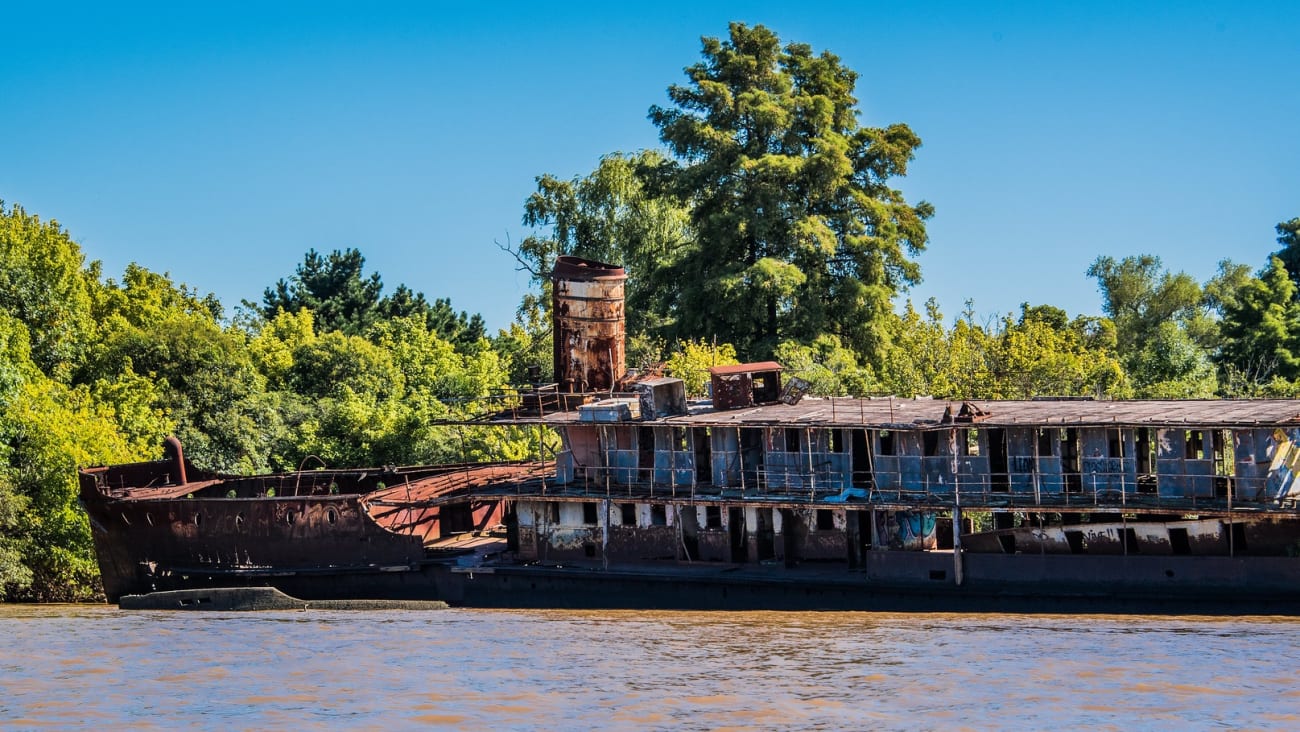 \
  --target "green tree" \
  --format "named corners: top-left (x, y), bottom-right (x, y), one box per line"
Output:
top-left (1087, 254), bottom-right (1215, 395)
top-left (511, 150), bottom-right (692, 338)
top-left (1270, 217), bottom-right (1300, 288)
top-left (773, 335), bottom-right (876, 396)
top-left (263, 249), bottom-right (484, 345)
top-left (0, 202), bottom-right (95, 379)
top-left (262, 248), bottom-right (385, 335)
top-left (989, 306), bottom-right (1129, 399)
top-left (649, 23), bottom-right (932, 359)
top-left (665, 340), bottom-right (739, 397)
top-left (1217, 256), bottom-right (1300, 388)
